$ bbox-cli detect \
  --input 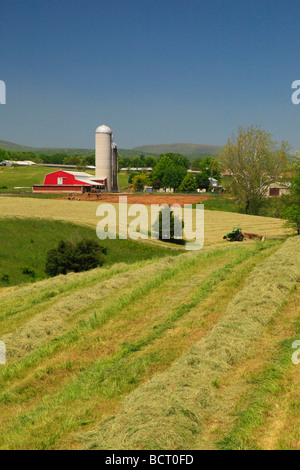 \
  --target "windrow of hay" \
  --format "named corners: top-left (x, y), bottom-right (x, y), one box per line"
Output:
top-left (82, 236), bottom-right (300, 450)
top-left (2, 253), bottom-right (202, 363)
top-left (2, 254), bottom-right (191, 362)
